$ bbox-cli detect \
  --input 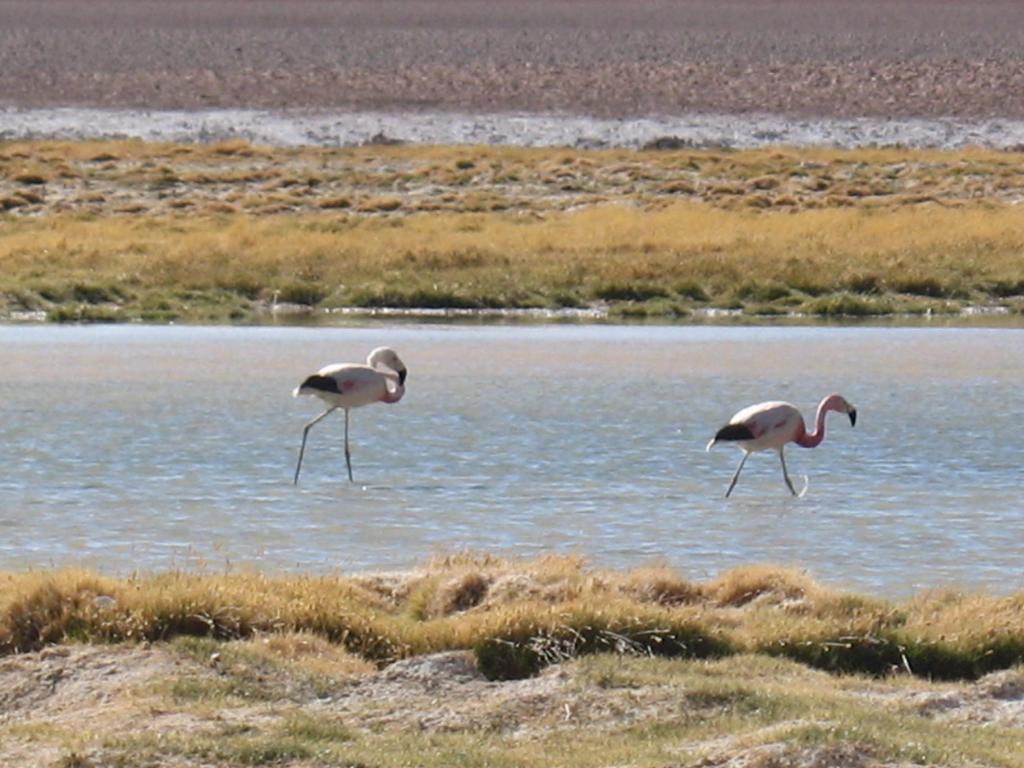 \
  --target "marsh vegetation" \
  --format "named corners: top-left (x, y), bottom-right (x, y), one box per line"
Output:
top-left (2, 140), bottom-right (1024, 322)
top-left (5, 555), bottom-right (1024, 682)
